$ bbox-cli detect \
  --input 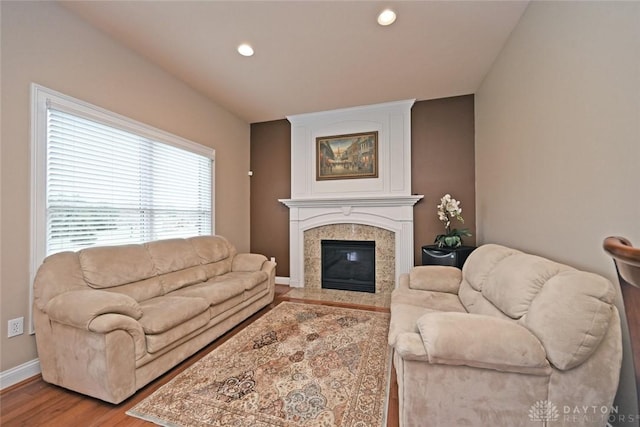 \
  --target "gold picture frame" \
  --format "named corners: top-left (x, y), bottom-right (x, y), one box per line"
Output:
top-left (316, 131), bottom-right (378, 181)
